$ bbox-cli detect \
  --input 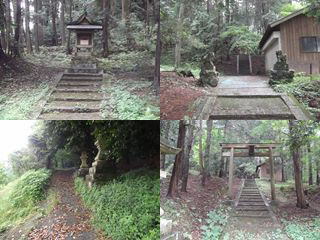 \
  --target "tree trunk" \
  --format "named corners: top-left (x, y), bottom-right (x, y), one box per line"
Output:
top-left (160, 121), bottom-right (171, 170)
top-left (38, 0), bottom-right (44, 45)
top-left (316, 158), bottom-right (320, 185)
top-left (51, 0), bottom-right (57, 46)
top-left (34, 0), bottom-right (40, 52)
top-left (0, 0), bottom-right (6, 56)
top-left (110, 0), bottom-right (115, 16)
top-left (225, 0), bottom-right (230, 24)
top-left (102, 0), bottom-right (110, 57)
top-left (174, 0), bottom-right (184, 69)
top-left (308, 143), bottom-right (313, 185)
top-left (181, 121), bottom-right (195, 192)
top-left (25, 0), bottom-right (32, 53)
top-left (121, 0), bottom-right (129, 20)
top-left (60, 0), bottom-right (66, 46)
top-left (5, 0), bottom-right (11, 54)
top-left (66, 0), bottom-right (72, 54)
top-left (202, 121), bottom-right (213, 185)
top-left (167, 120), bottom-right (186, 198)
top-left (207, 0), bottom-right (212, 14)
top-left (199, 121), bottom-right (204, 186)
top-left (146, 0), bottom-right (150, 30)
top-left (12, 0), bottom-right (21, 57)
top-left (289, 121), bottom-right (309, 209)
top-left (153, 0), bottom-right (160, 94)
top-left (281, 156), bottom-right (286, 182)
top-left (219, 121), bottom-right (228, 177)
